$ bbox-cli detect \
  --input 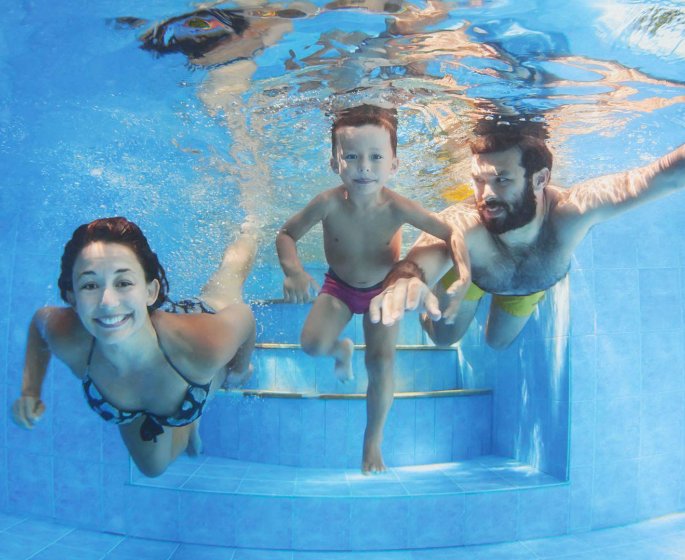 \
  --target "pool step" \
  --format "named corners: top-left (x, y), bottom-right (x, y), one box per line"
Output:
top-left (126, 454), bottom-right (567, 550)
top-left (200, 389), bottom-right (492, 468)
top-left (249, 342), bottom-right (462, 395)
